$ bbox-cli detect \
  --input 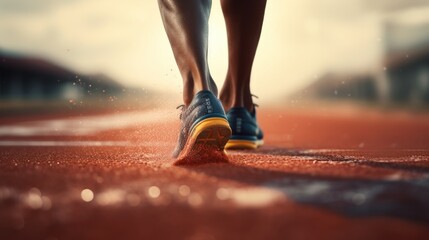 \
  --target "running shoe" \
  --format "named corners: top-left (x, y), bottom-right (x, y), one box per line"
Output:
top-left (173, 90), bottom-right (232, 165)
top-left (225, 106), bottom-right (264, 149)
